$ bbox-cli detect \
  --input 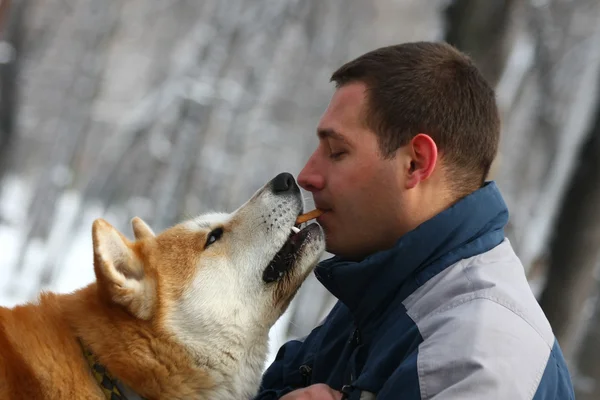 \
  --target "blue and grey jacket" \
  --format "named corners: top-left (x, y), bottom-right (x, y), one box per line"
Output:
top-left (254, 182), bottom-right (575, 399)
